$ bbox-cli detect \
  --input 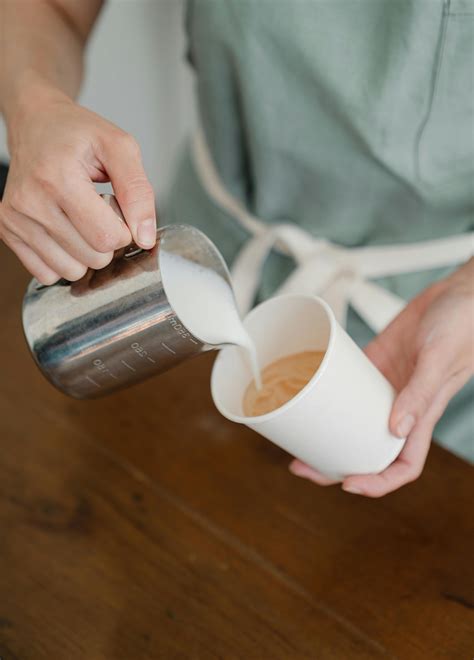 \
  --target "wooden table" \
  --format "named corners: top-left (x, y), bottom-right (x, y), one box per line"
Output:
top-left (0, 242), bottom-right (473, 660)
